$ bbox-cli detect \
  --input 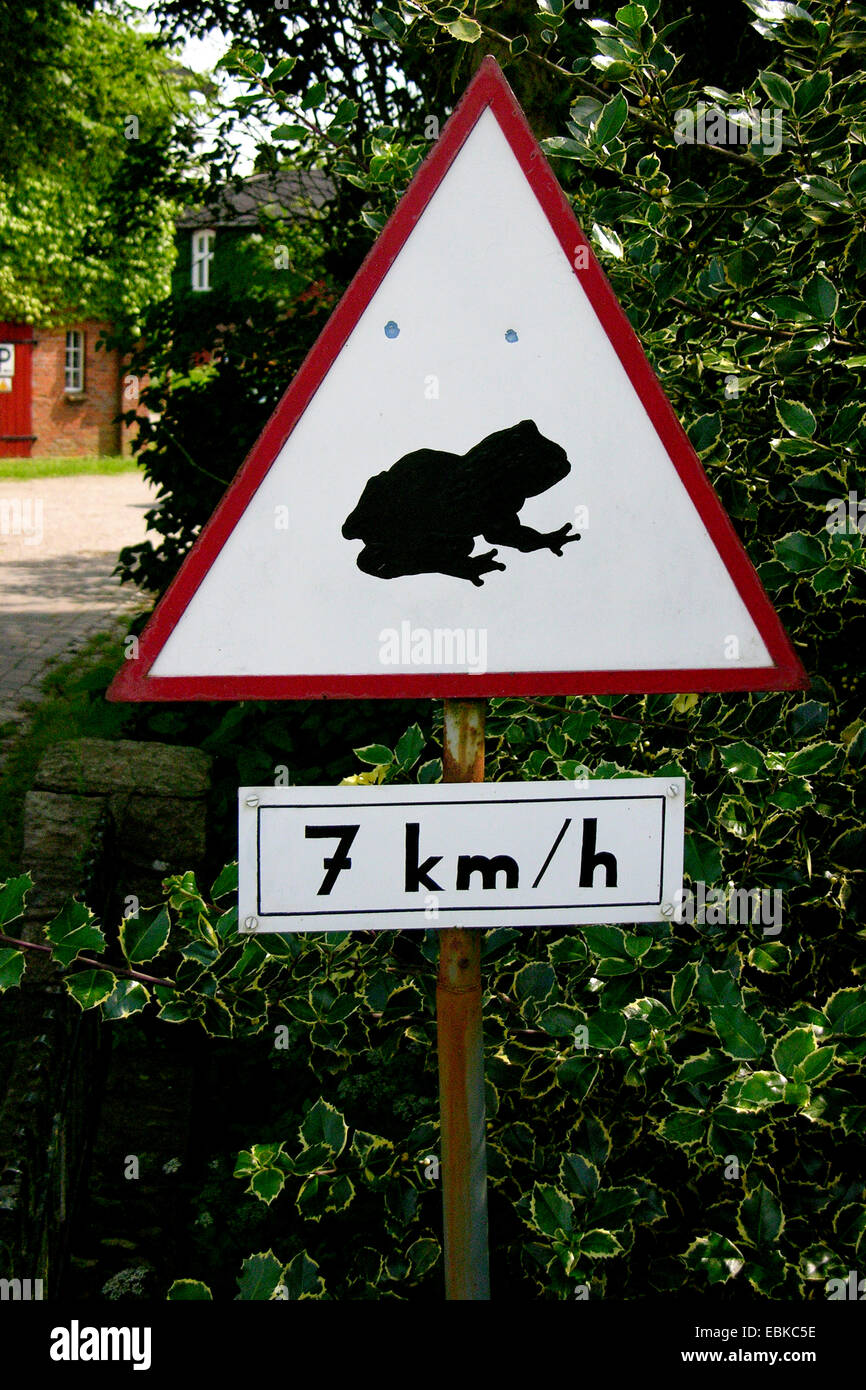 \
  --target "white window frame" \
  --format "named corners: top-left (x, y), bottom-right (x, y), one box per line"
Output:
top-left (191, 229), bottom-right (215, 292)
top-left (65, 330), bottom-right (84, 393)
